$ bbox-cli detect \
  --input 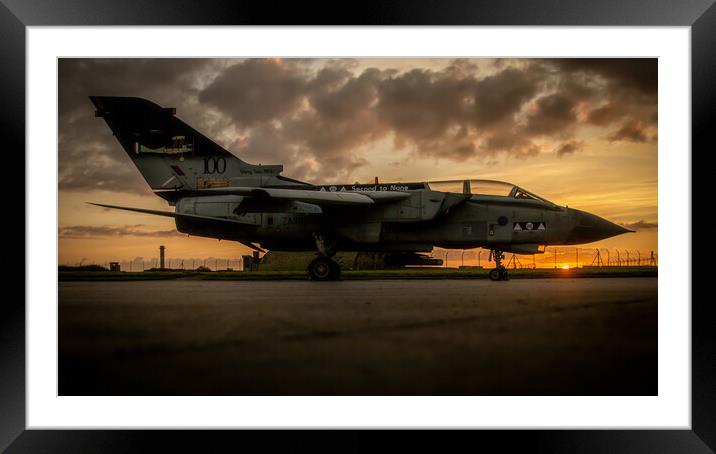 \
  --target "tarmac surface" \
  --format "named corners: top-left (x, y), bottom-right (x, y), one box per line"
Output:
top-left (59, 278), bottom-right (657, 395)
